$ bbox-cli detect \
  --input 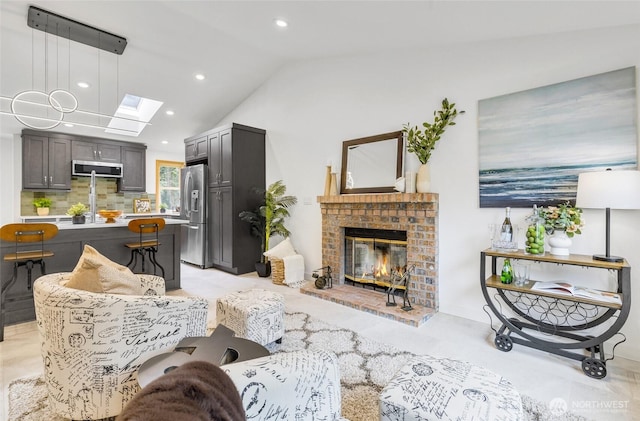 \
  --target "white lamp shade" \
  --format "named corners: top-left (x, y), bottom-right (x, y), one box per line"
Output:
top-left (576, 170), bottom-right (640, 210)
